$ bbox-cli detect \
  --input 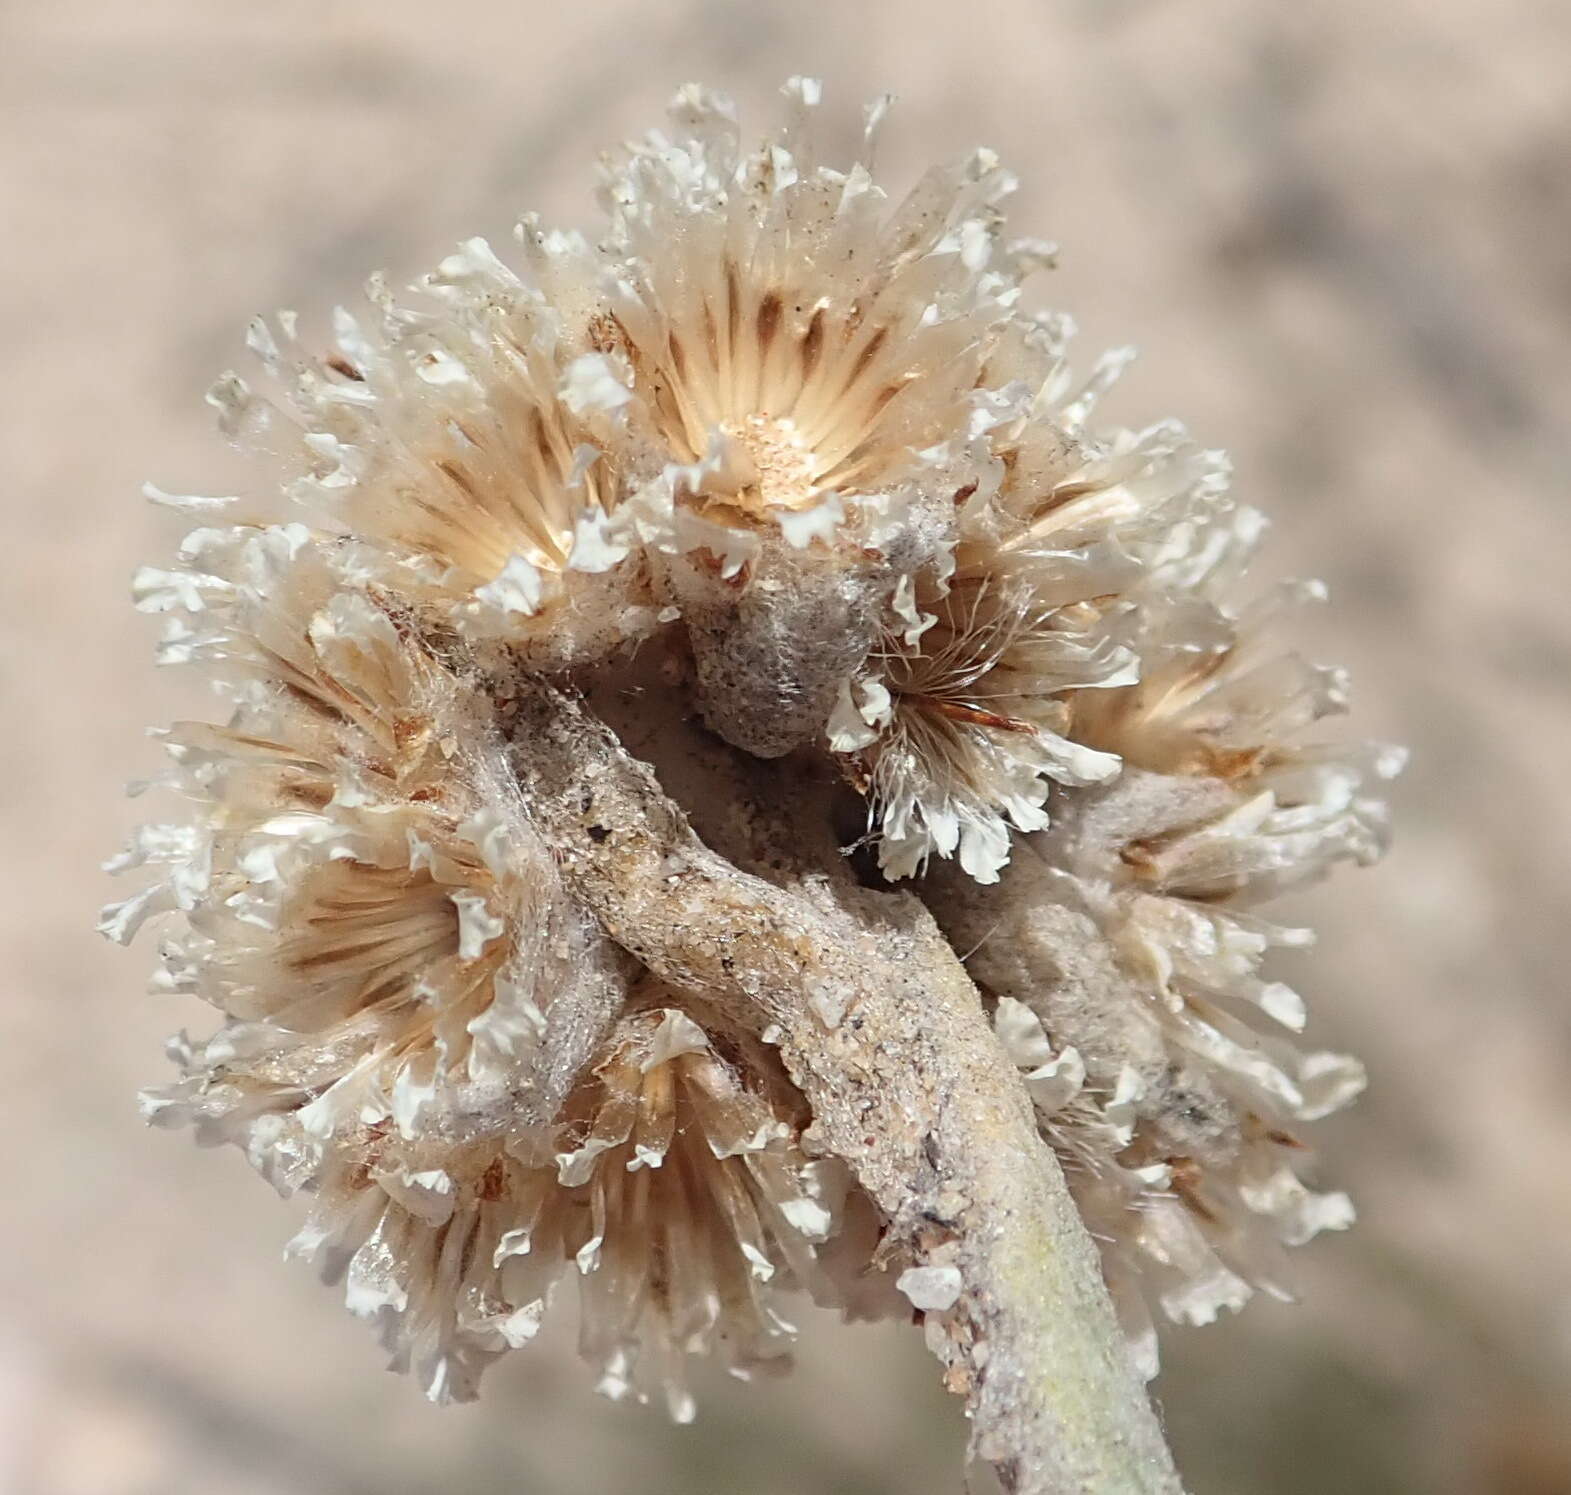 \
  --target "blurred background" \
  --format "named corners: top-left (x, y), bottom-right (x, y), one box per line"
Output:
top-left (3, 2), bottom-right (1569, 1491)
